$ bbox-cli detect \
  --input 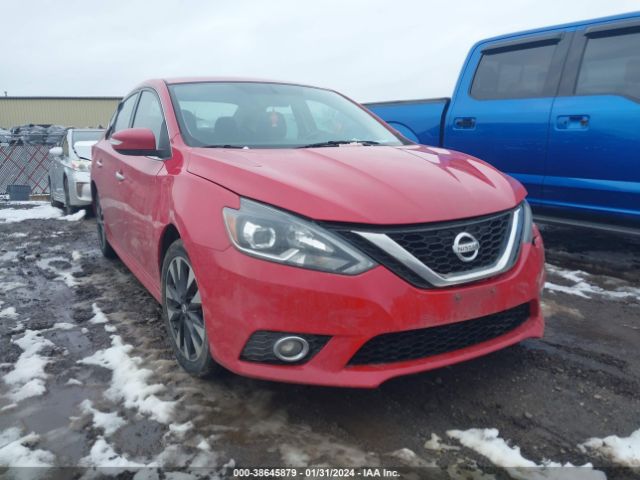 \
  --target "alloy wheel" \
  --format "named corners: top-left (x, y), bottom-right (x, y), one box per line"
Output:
top-left (165, 257), bottom-right (205, 361)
